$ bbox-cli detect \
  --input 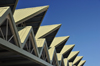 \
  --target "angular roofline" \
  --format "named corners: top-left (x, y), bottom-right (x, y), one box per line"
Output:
top-left (78, 60), bottom-right (86, 66)
top-left (60, 44), bottom-right (75, 54)
top-left (36, 24), bottom-right (61, 38)
top-left (14, 5), bottom-right (49, 24)
top-left (12, 0), bottom-right (19, 13)
top-left (68, 51), bottom-right (80, 62)
top-left (50, 36), bottom-right (69, 48)
top-left (73, 56), bottom-right (83, 65)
